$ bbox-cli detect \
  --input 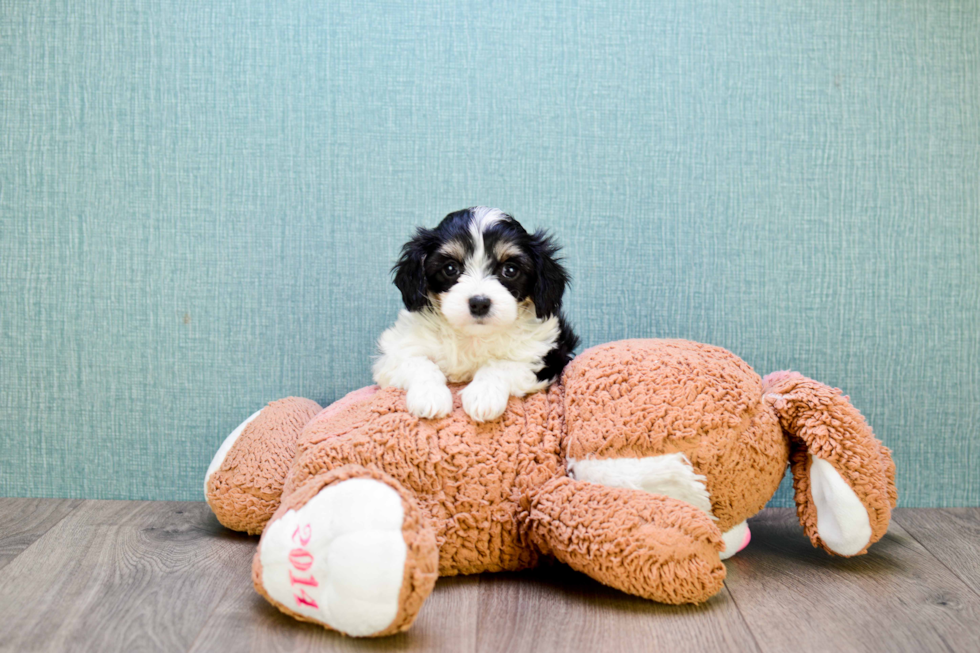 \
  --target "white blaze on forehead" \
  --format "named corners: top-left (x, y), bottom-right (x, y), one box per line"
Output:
top-left (469, 206), bottom-right (507, 231)
top-left (466, 207), bottom-right (508, 278)
top-left (434, 206), bottom-right (522, 331)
